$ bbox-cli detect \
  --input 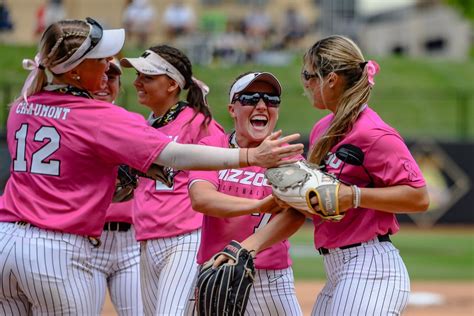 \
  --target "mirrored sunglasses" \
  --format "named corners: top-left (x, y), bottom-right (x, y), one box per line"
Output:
top-left (232, 92), bottom-right (281, 108)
